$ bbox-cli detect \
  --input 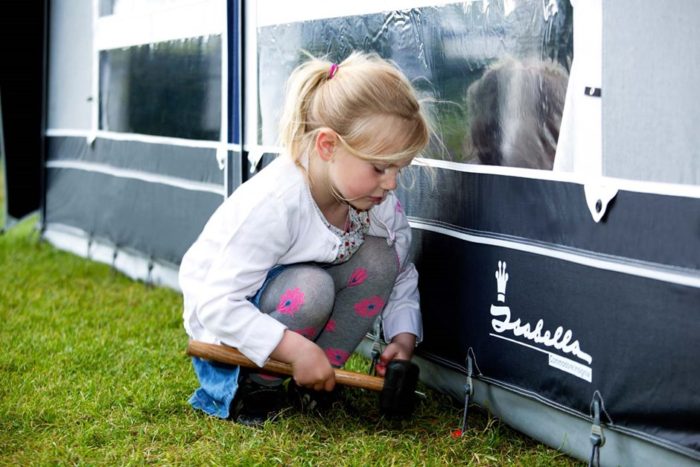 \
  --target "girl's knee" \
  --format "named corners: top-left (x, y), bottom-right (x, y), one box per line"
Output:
top-left (356, 236), bottom-right (399, 279)
top-left (260, 265), bottom-right (335, 317)
top-left (291, 265), bottom-right (335, 308)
